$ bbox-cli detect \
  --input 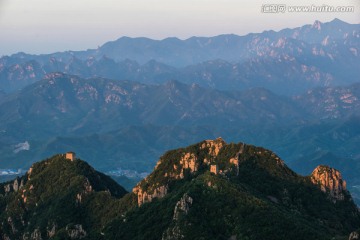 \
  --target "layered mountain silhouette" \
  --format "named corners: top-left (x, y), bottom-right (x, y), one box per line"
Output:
top-left (2, 73), bottom-right (359, 138)
top-left (0, 19), bottom-right (359, 94)
top-left (0, 73), bottom-right (360, 204)
top-left (0, 18), bottom-right (359, 208)
top-left (0, 139), bottom-right (359, 239)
